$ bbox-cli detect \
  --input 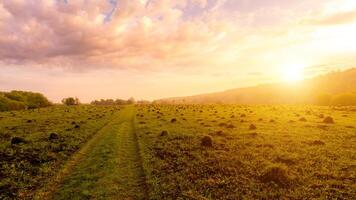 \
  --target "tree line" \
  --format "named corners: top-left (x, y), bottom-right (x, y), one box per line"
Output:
top-left (90, 97), bottom-right (136, 105)
top-left (0, 91), bottom-right (52, 111)
top-left (2, 90), bottom-right (355, 112)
